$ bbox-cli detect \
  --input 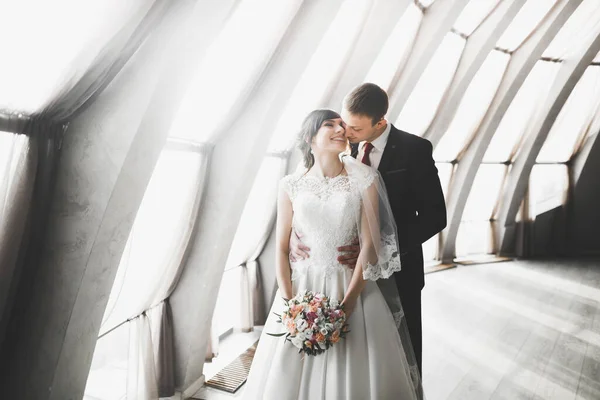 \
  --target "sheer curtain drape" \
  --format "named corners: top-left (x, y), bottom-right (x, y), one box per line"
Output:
top-left (0, 0), bottom-right (173, 353)
top-left (0, 1), bottom-right (198, 398)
